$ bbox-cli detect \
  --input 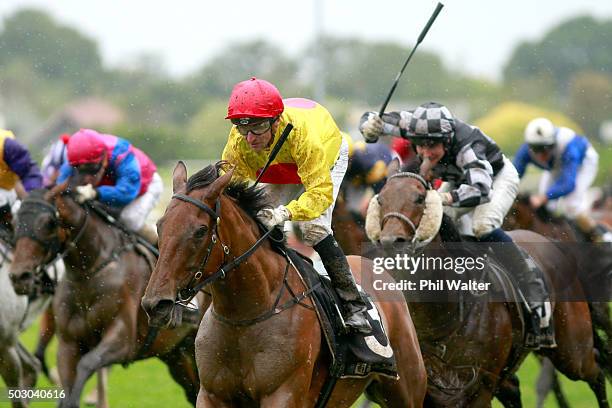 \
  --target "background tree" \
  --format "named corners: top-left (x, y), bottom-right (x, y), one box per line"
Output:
top-left (503, 15), bottom-right (612, 95)
top-left (567, 71), bottom-right (612, 139)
